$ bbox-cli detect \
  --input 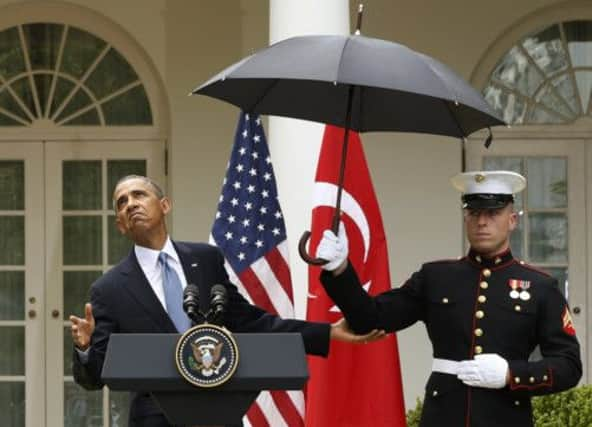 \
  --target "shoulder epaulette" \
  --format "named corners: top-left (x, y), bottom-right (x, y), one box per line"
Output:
top-left (515, 260), bottom-right (553, 278)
